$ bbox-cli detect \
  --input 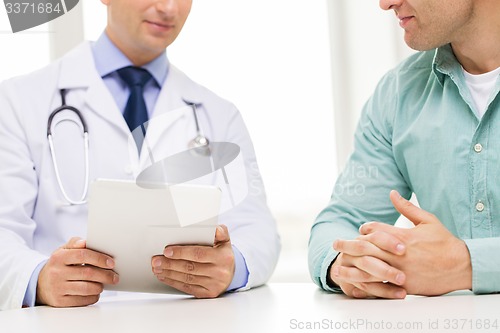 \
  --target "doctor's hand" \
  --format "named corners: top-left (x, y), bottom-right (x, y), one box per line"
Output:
top-left (151, 225), bottom-right (235, 298)
top-left (36, 237), bottom-right (119, 307)
top-left (329, 233), bottom-right (407, 299)
top-left (358, 190), bottom-right (472, 296)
